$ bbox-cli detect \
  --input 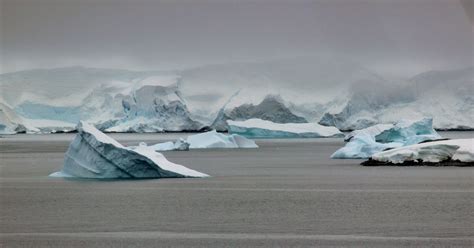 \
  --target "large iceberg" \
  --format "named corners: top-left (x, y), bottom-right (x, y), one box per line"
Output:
top-left (331, 118), bottom-right (442, 159)
top-left (227, 118), bottom-right (343, 138)
top-left (50, 121), bottom-right (208, 179)
top-left (150, 130), bottom-right (258, 151)
top-left (363, 139), bottom-right (474, 166)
